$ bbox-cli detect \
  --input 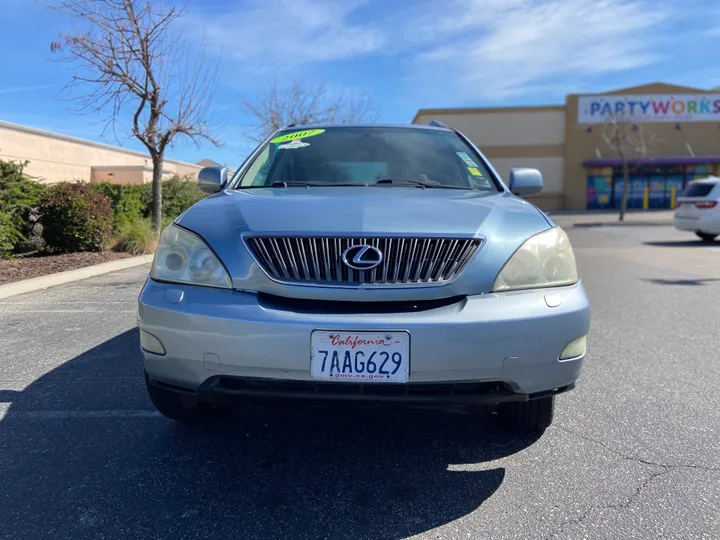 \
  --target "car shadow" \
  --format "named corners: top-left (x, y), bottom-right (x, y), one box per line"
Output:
top-left (0, 328), bottom-right (540, 540)
top-left (643, 240), bottom-right (718, 247)
top-left (642, 277), bottom-right (720, 286)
